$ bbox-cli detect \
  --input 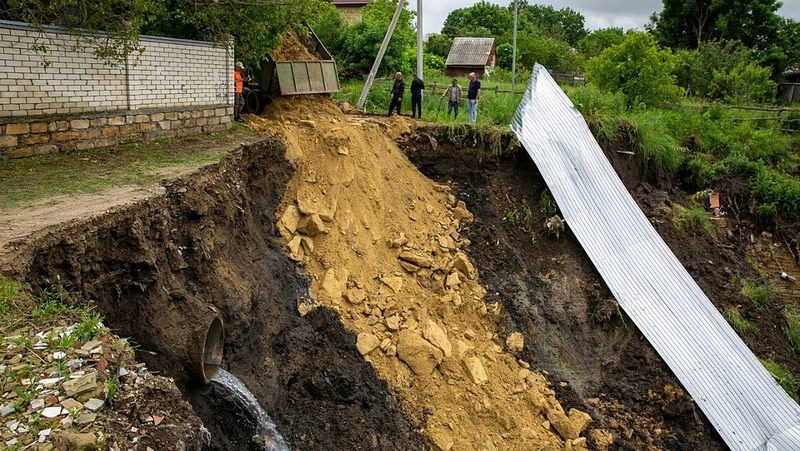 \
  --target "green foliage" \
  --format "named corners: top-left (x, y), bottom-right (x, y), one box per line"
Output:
top-left (672, 204), bottom-right (715, 236)
top-left (673, 40), bottom-right (756, 98)
top-left (425, 34), bottom-right (453, 59)
top-left (441, 1), bottom-right (512, 38)
top-left (761, 358), bottom-right (799, 401)
top-left (724, 307), bottom-right (756, 335)
top-left (626, 110), bottom-right (684, 176)
top-left (514, 32), bottom-right (582, 73)
top-left (578, 28), bottom-right (625, 59)
top-left (336, 0), bottom-right (415, 78)
top-left (539, 190), bottom-right (557, 217)
top-left (585, 32), bottom-right (682, 109)
top-left (710, 62), bottom-right (777, 104)
top-left (32, 285), bottom-right (71, 318)
top-left (0, 279), bottom-right (16, 316)
top-left (784, 305), bottom-right (800, 354)
top-left (516, 3), bottom-right (587, 46)
top-left (740, 280), bottom-right (776, 309)
top-left (107, 375), bottom-right (120, 403)
top-left (74, 313), bottom-right (104, 342)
